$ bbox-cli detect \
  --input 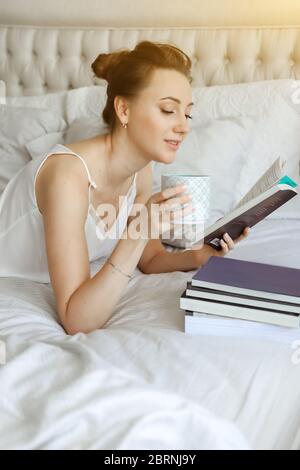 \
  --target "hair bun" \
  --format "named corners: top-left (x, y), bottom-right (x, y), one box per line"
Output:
top-left (91, 41), bottom-right (192, 130)
top-left (91, 50), bottom-right (130, 82)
